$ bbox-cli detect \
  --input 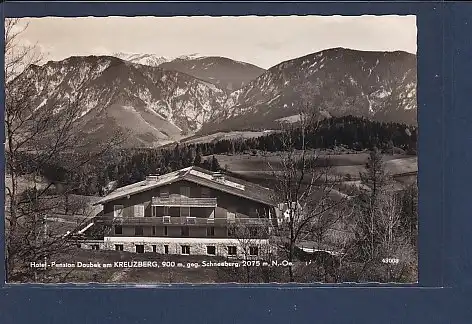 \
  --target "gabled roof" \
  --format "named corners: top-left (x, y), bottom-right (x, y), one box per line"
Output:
top-left (93, 166), bottom-right (276, 206)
